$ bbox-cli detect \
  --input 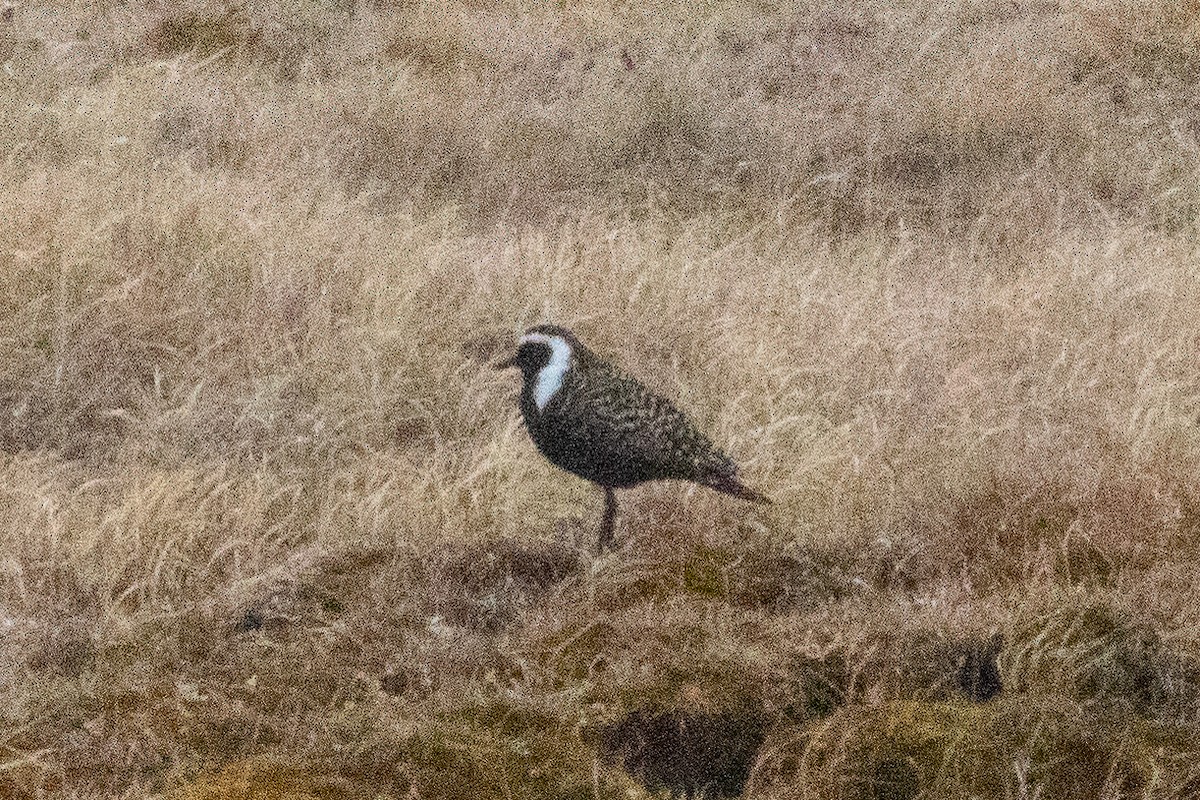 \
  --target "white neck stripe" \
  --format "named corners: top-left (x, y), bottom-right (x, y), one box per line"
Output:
top-left (520, 333), bottom-right (572, 410)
